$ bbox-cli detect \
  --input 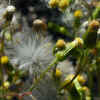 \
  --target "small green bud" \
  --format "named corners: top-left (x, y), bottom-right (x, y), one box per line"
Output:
top-left (92, 6), bottom-right (100, 19)
top-left (55, 38), bottom-right (83, 61)
top-left (83, 20), bottom-right (100, 48)
top-left (59, 27), bottom-right (66, 33)
top-left (56, 51), bottom-right (66, 61)
top-left (48, 22), bottom-right (54, 28)
top-left (59, 26), bottom-right (69, 35)
top-left (5, 33), bottom-right (12, 41)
